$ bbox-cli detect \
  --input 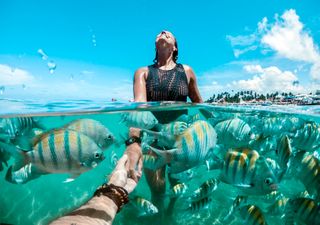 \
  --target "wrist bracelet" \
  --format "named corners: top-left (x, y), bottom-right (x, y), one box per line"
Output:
top-left (94, 183), bottom-right (129, 213)
top-left (125, 136), bottom-right (141, 146)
